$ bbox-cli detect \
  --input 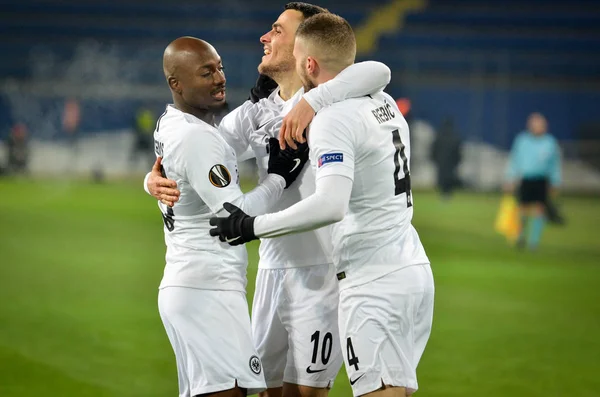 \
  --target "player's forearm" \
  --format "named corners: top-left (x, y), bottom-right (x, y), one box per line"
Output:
top-left (236, 147), bottom-right (257, 162)
top-left (304, 61), bottom-right (391, 113)
top-left (254, 175), bottom-right (351, 238)
top-left (254, 193), bottom-right (340, 238)
top-left (226, 174), bottom-right (285, 217)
